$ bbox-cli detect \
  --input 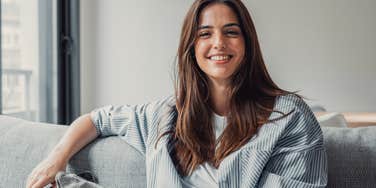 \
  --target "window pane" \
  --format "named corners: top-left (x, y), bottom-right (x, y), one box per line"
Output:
top-left (1, 0), bottom-right (57, 123)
